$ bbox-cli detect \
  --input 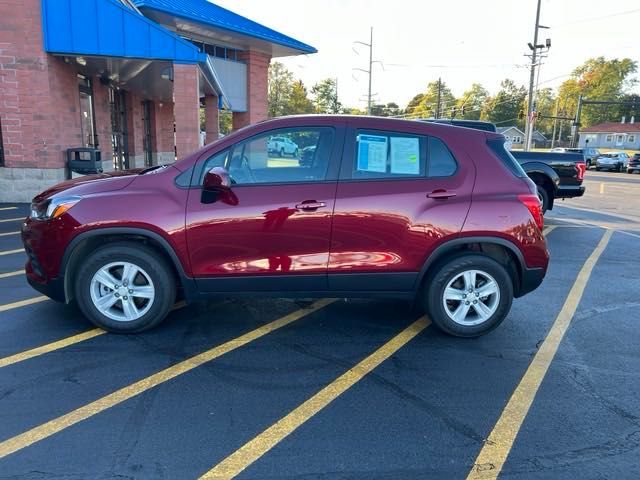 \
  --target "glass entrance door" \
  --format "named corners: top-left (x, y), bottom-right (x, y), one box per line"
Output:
top-left (110, 88), bottom-right (129, 170)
